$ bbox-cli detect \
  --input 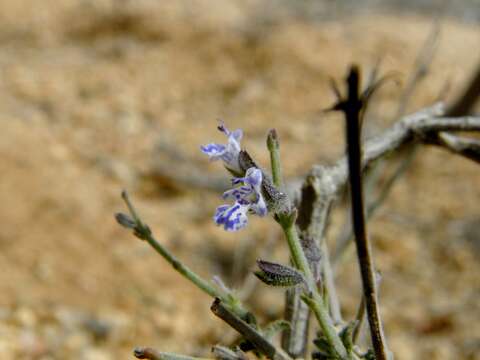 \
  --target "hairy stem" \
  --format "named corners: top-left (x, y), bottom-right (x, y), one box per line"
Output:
top-left (119, 191), bottom-right (248, 319)
top-left (268, 131), bottom-right (348, 359)
top-left (282, 222), bottom-right (349, 359)
top-left (269, 129), bottom-right (311, 358)
top-left (267, 129), bottom-right (284, 188)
